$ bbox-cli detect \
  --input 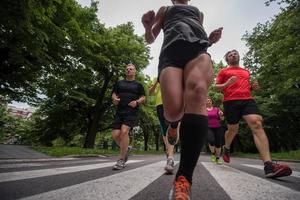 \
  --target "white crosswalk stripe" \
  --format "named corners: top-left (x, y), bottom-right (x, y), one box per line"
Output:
top-left (0, 158), bottom-right (299, 200)
top-left (242, 164), bottom-right (300, 179)
top-left (0, 160), bottom-right (143, 183)
top-left (201, 162), bottom-right (300, 200)
top-left (0, 159), bottom-right (110, 169)
top-left (20, 161), bottom-right (169, 200)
